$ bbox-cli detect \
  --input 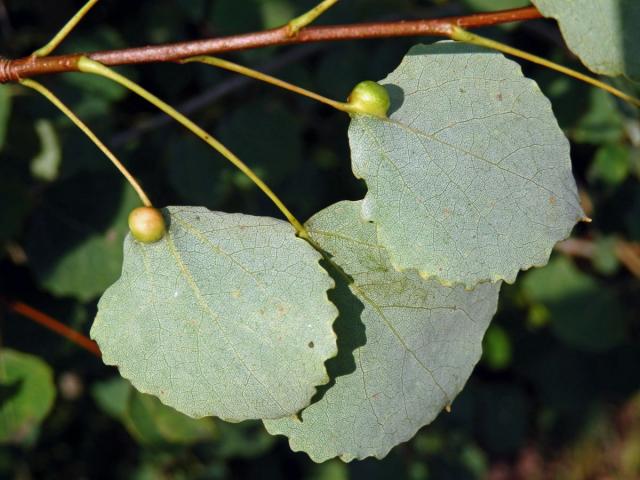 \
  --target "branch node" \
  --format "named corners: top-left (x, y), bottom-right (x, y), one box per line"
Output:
top-left (0, 57), bottom-right (19, 83)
